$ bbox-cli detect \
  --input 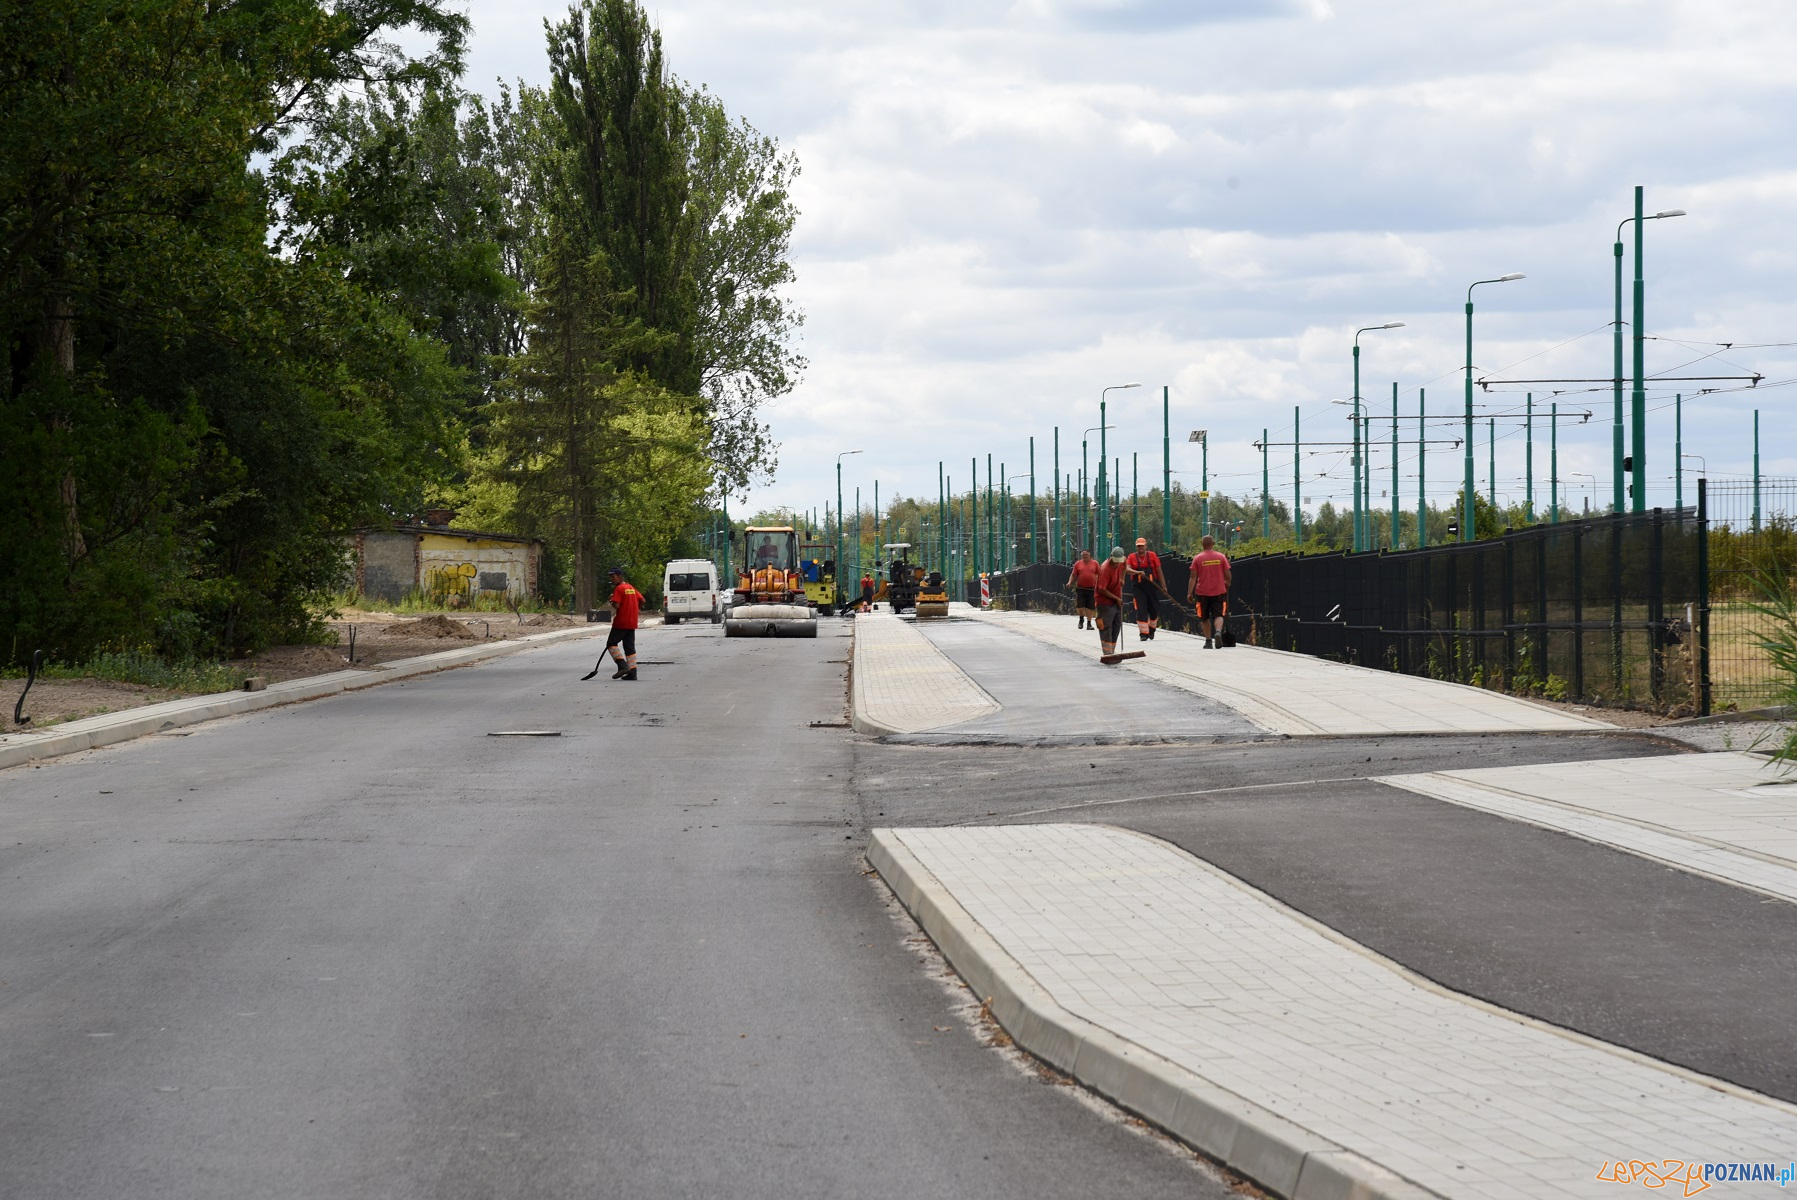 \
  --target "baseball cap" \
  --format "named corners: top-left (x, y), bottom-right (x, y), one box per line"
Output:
top-left (1109, 547), bottom-right (1127, 563)
top-left (607, 564), bottom-right (625, 575)
top-left (1135, 537), bottom-right (1147, 546)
